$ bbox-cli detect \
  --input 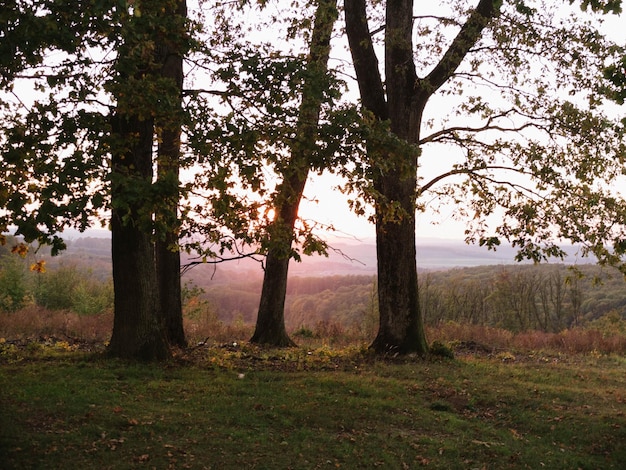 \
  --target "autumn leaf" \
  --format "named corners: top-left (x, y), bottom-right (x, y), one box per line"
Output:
top-left (30, 260), bottom-right (46, 273)
top-left (11, 243), bottom-right (29, 257)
